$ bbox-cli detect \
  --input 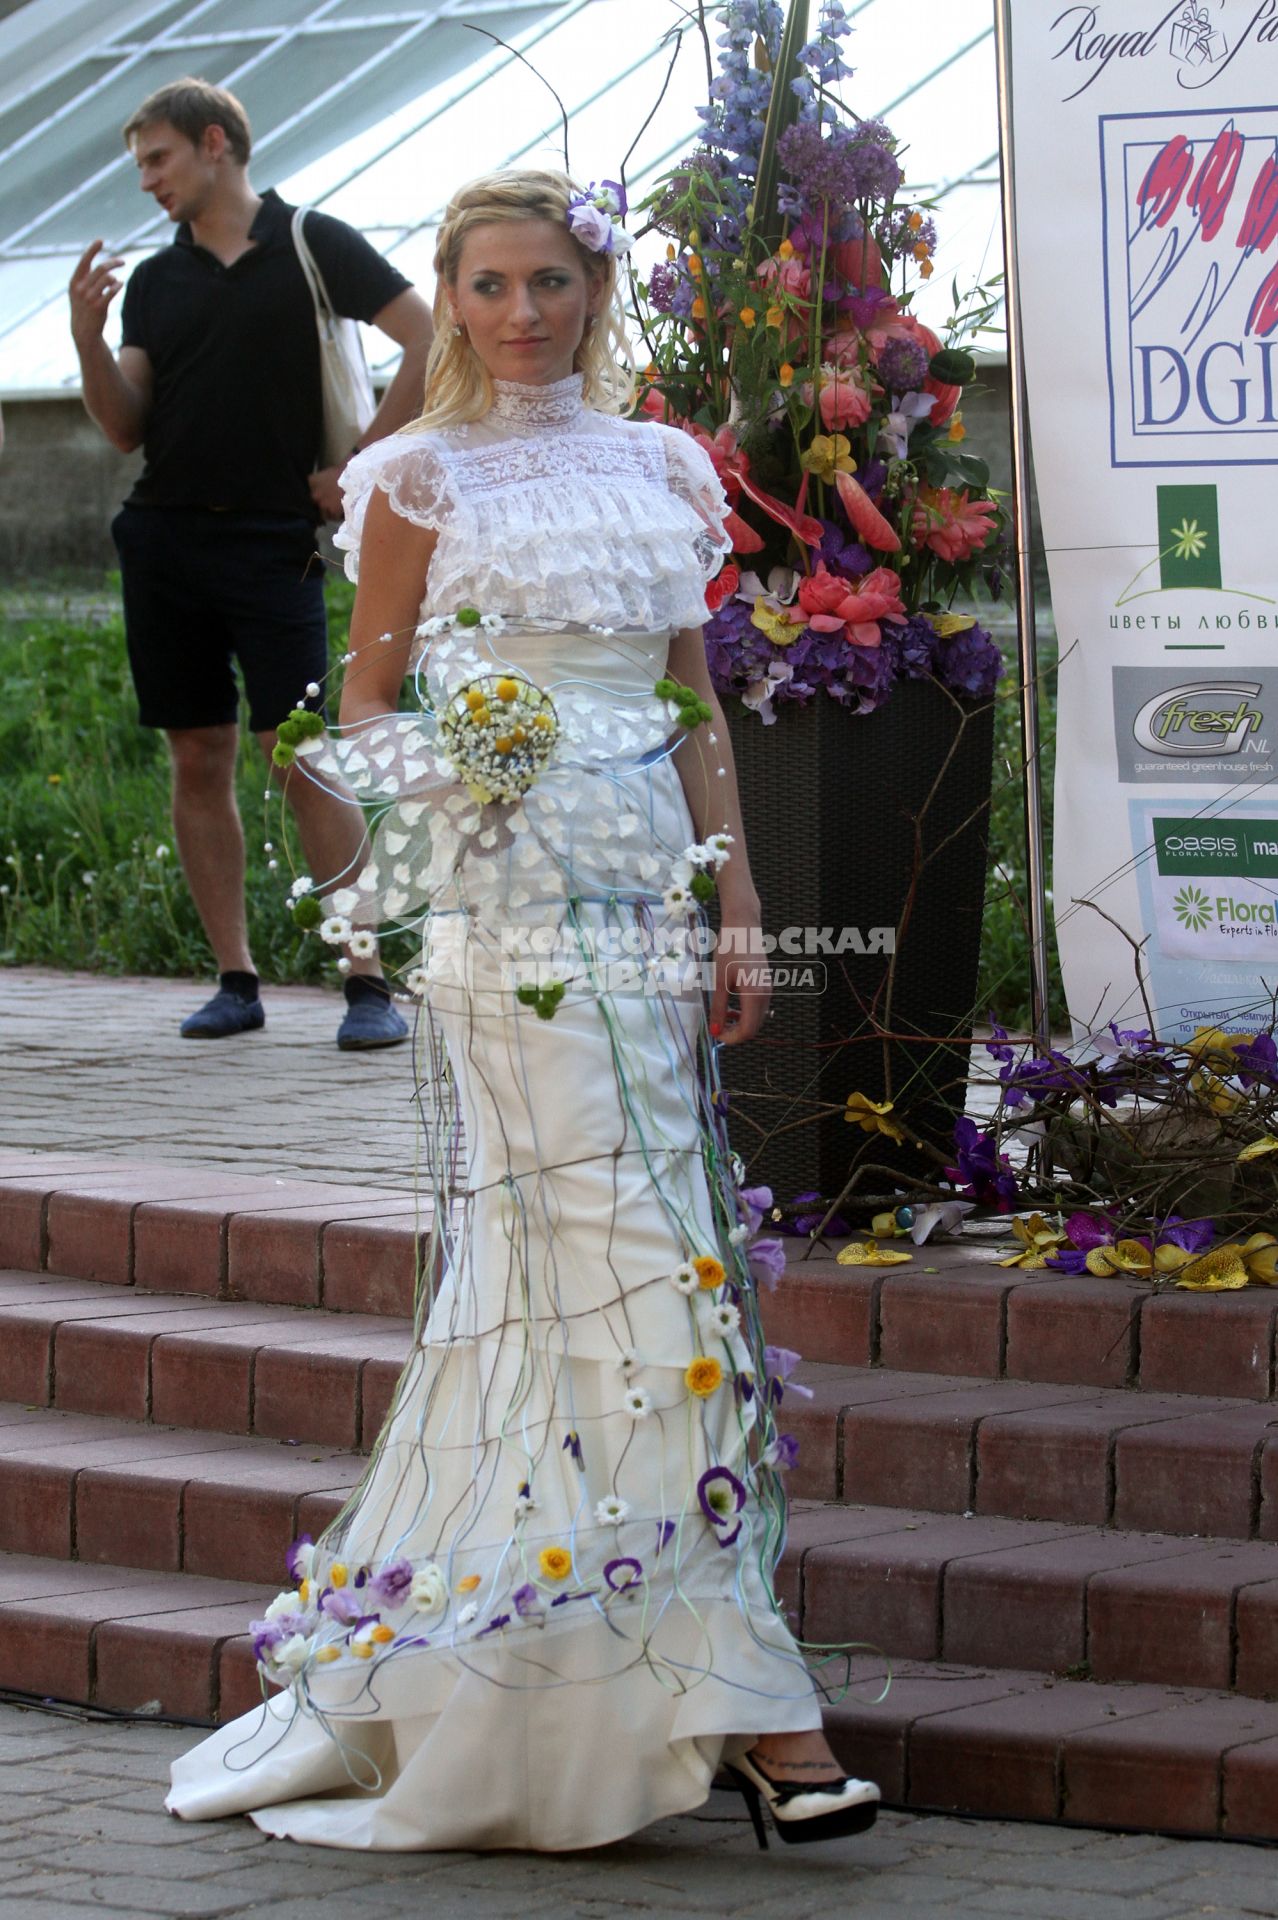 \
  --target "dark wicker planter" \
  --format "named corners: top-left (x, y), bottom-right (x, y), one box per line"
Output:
top-left (719, 678), bottom-right (995, 1205)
